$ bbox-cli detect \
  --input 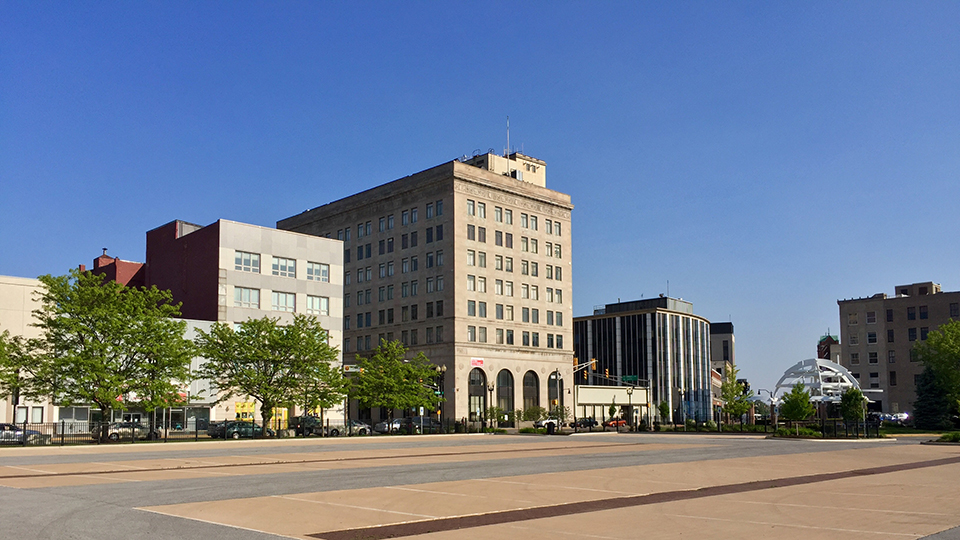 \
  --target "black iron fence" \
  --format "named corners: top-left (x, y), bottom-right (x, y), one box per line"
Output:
top-left (0, 421), bottom-right (218, 446)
